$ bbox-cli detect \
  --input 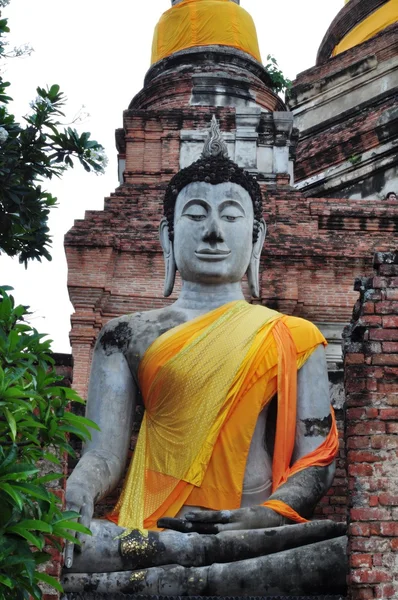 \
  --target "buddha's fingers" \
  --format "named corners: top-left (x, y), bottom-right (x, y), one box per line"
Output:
top-left (63, 499), bottom-right (94, 569)
top-left (64, 502), bottom-right (80, 569)
top-left (64, 540), bottom-right (75, 569)
top-left (182, 508), bottom-right (250, 532)
top-left (159, 509), bottom-right (249, 534)
top-left (78, 499), bottom-right (94, 545)
top-left (185, 509), bottom-right (232, 523)
top-left (158, 517), bottom-right (219, 534)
